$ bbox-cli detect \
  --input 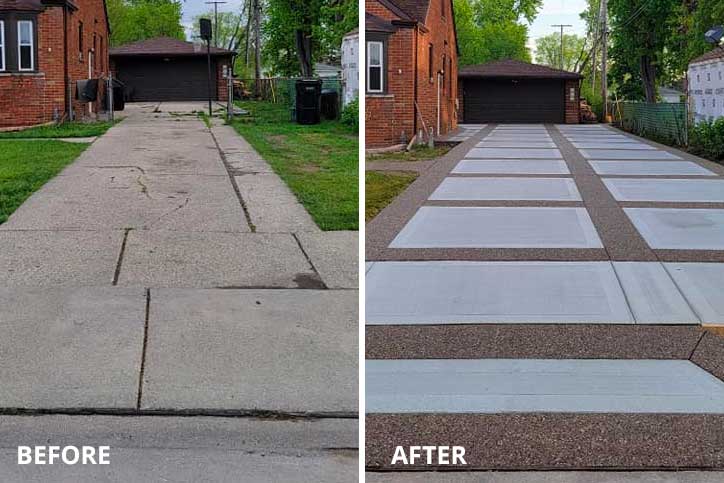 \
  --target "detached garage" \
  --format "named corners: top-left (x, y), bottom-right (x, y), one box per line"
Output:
top-left (459, 59), bottom-right (582, 124)
top-left (110, 37), bottom-right (234, 102)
